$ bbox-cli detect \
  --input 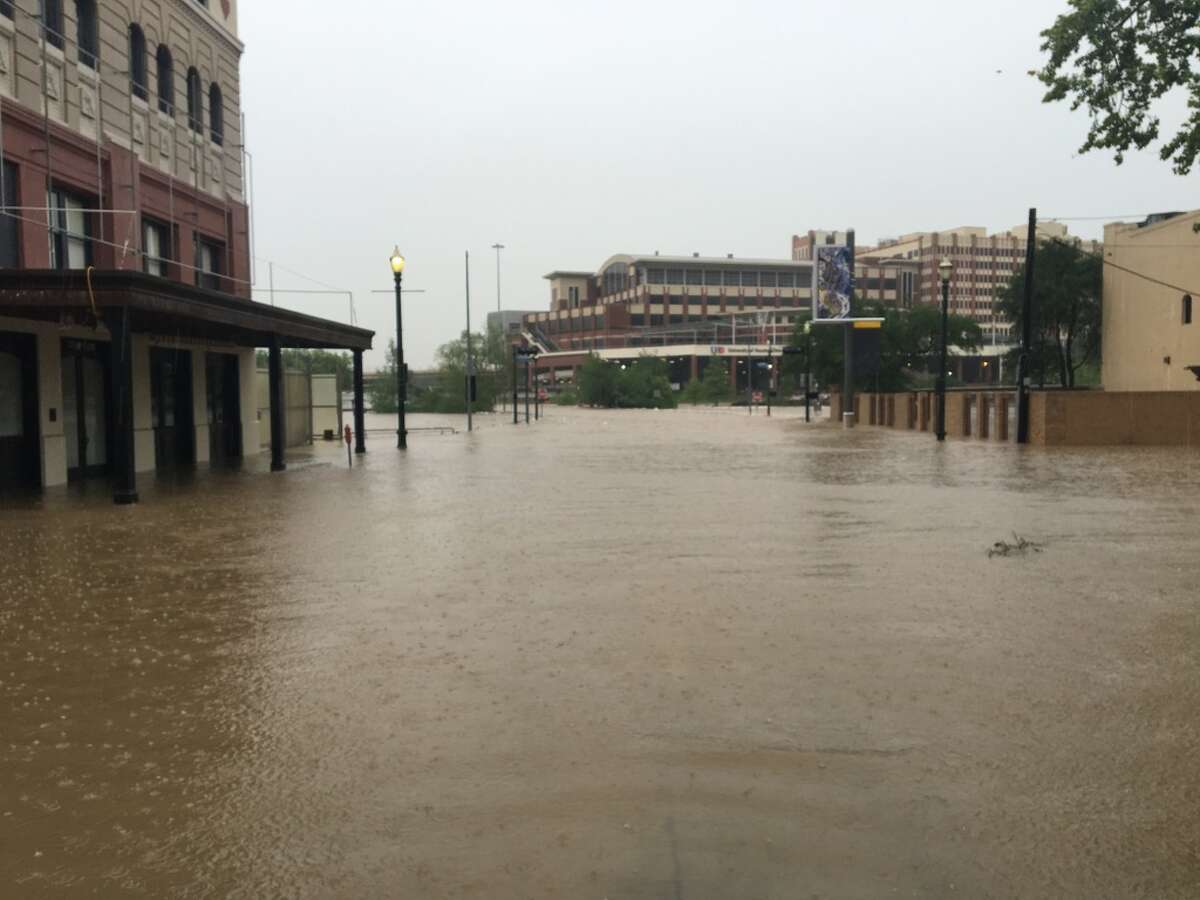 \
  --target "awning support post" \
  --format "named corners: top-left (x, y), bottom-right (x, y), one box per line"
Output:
top-left (269, 336), bottom-right (286, 472)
